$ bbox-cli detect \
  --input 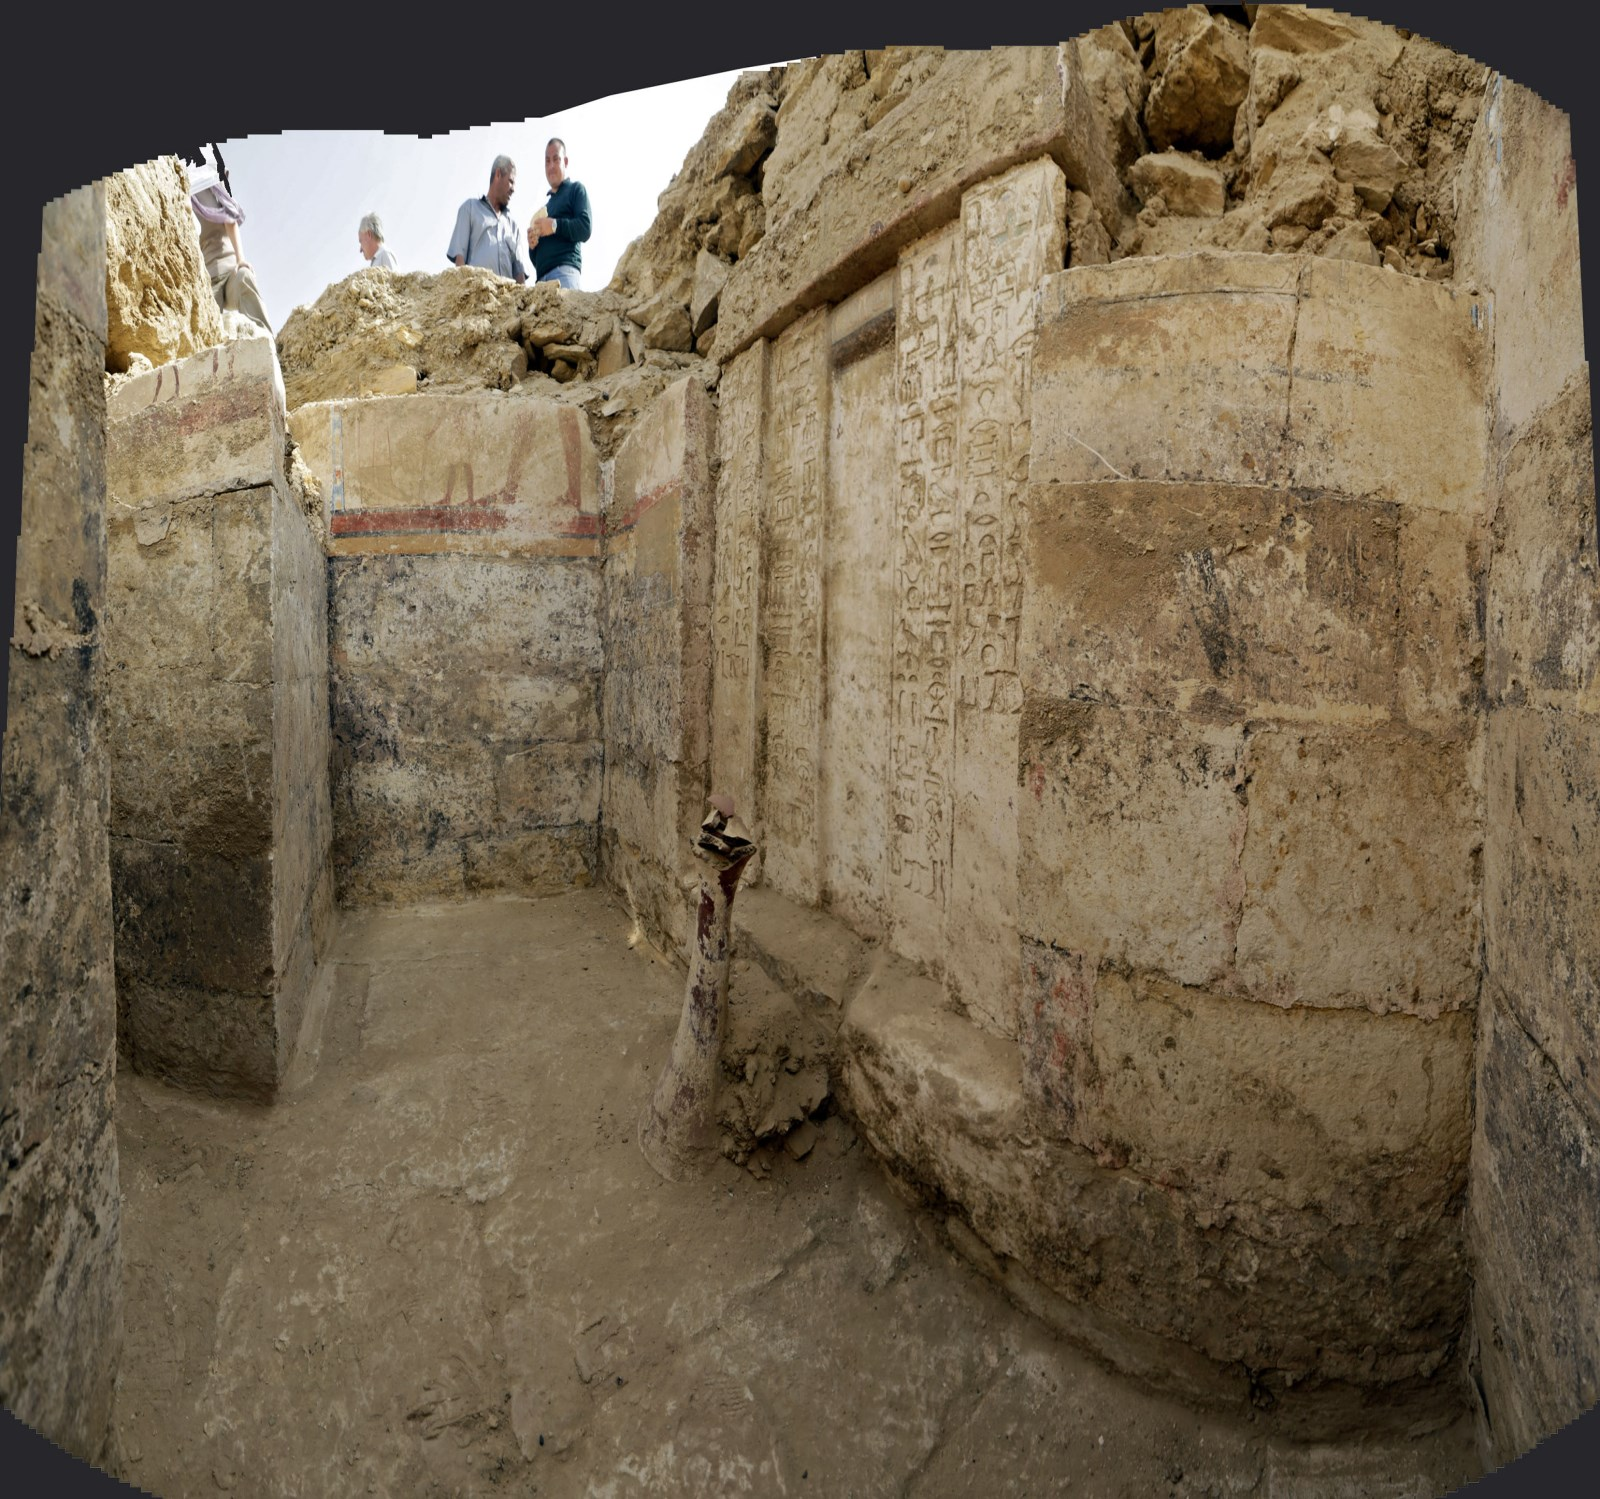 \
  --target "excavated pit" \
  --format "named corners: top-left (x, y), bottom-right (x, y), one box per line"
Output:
top-left (6, 11), bottom-right (1599, 1495)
